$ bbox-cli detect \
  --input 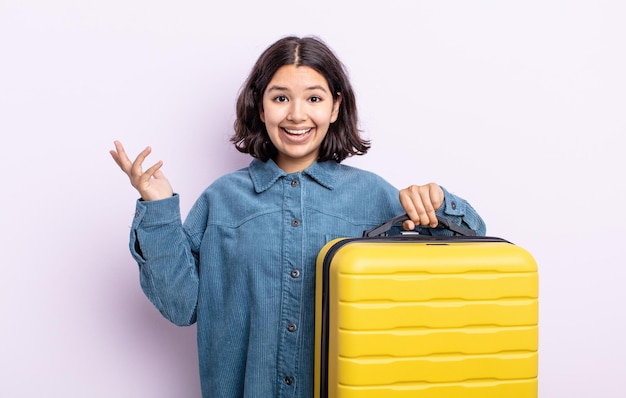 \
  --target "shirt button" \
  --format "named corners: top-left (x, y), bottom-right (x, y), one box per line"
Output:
top-left (284, 376), bottom-right (293, 385)
top-left (451, 201), bottom-right (457, 210)
top-left (291, 218), bottom-right (300, 227)
top-left (291, 179), bottom-right (299, 187)
top-left (287, 323), bottom-right (297, 332)
top-left (290, 269), bottom-right (300, 278)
